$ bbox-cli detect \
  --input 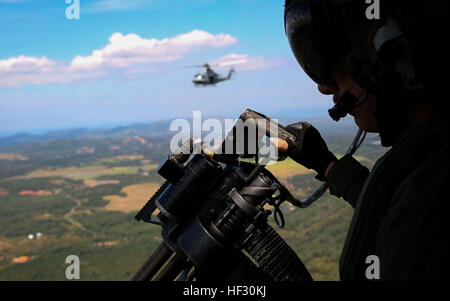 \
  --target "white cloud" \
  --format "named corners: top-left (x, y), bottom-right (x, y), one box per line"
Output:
top-left (70, 30), bottom-right (237, 70)
top-left (210, 53), bottom-right (285, 71)
top-left (0, 31), bottom-right (282, 87)
top-left (0, 56), bottom-right (56, 73)
top-left (0, 56), bottom-right (107, 87)
top-left (0, 30), bottom-right (237, 87)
